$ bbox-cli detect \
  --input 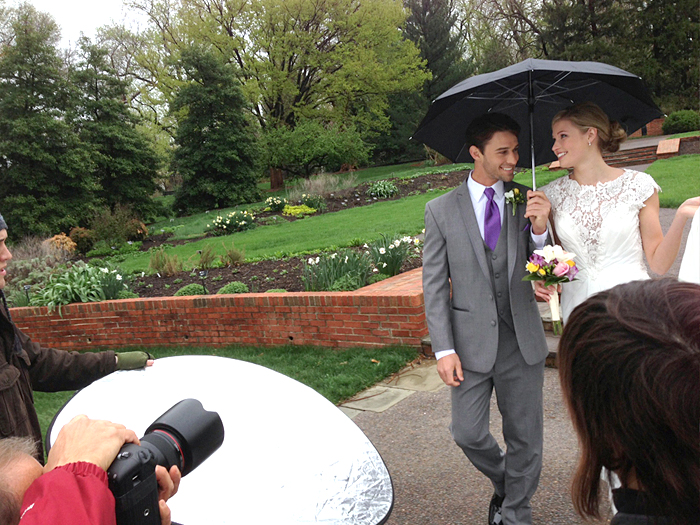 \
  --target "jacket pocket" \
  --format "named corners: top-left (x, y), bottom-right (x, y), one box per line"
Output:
top-left (0, 362), bottom-right (25, 437)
